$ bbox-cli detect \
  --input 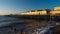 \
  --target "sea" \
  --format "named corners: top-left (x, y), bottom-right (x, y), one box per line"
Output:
top-left (0, 16), bottom-right (60, 34)
top-left (0, 16), bottom-right (27, 34)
